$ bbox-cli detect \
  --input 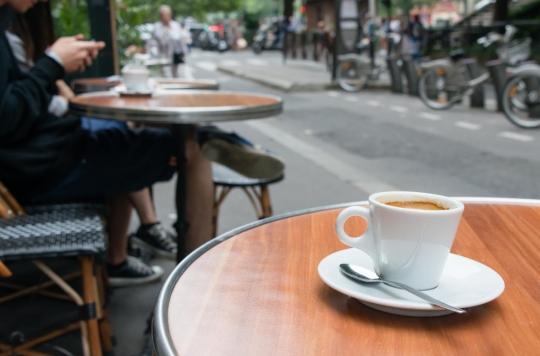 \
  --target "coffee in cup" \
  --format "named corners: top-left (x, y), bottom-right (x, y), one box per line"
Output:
top-left (384, 200), bottom-right (447, 211)
top-left (336, 191), bottom-right (464, 290)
